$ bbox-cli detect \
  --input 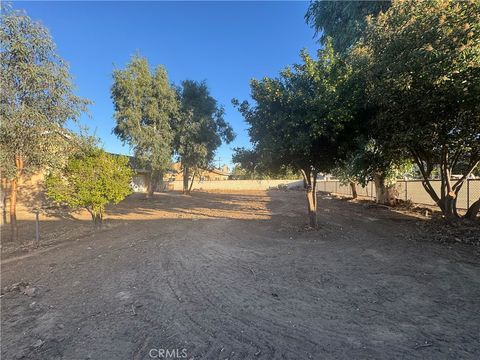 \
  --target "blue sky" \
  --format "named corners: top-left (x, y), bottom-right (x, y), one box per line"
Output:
top-left (15, 1), bottom-right (319, 168)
